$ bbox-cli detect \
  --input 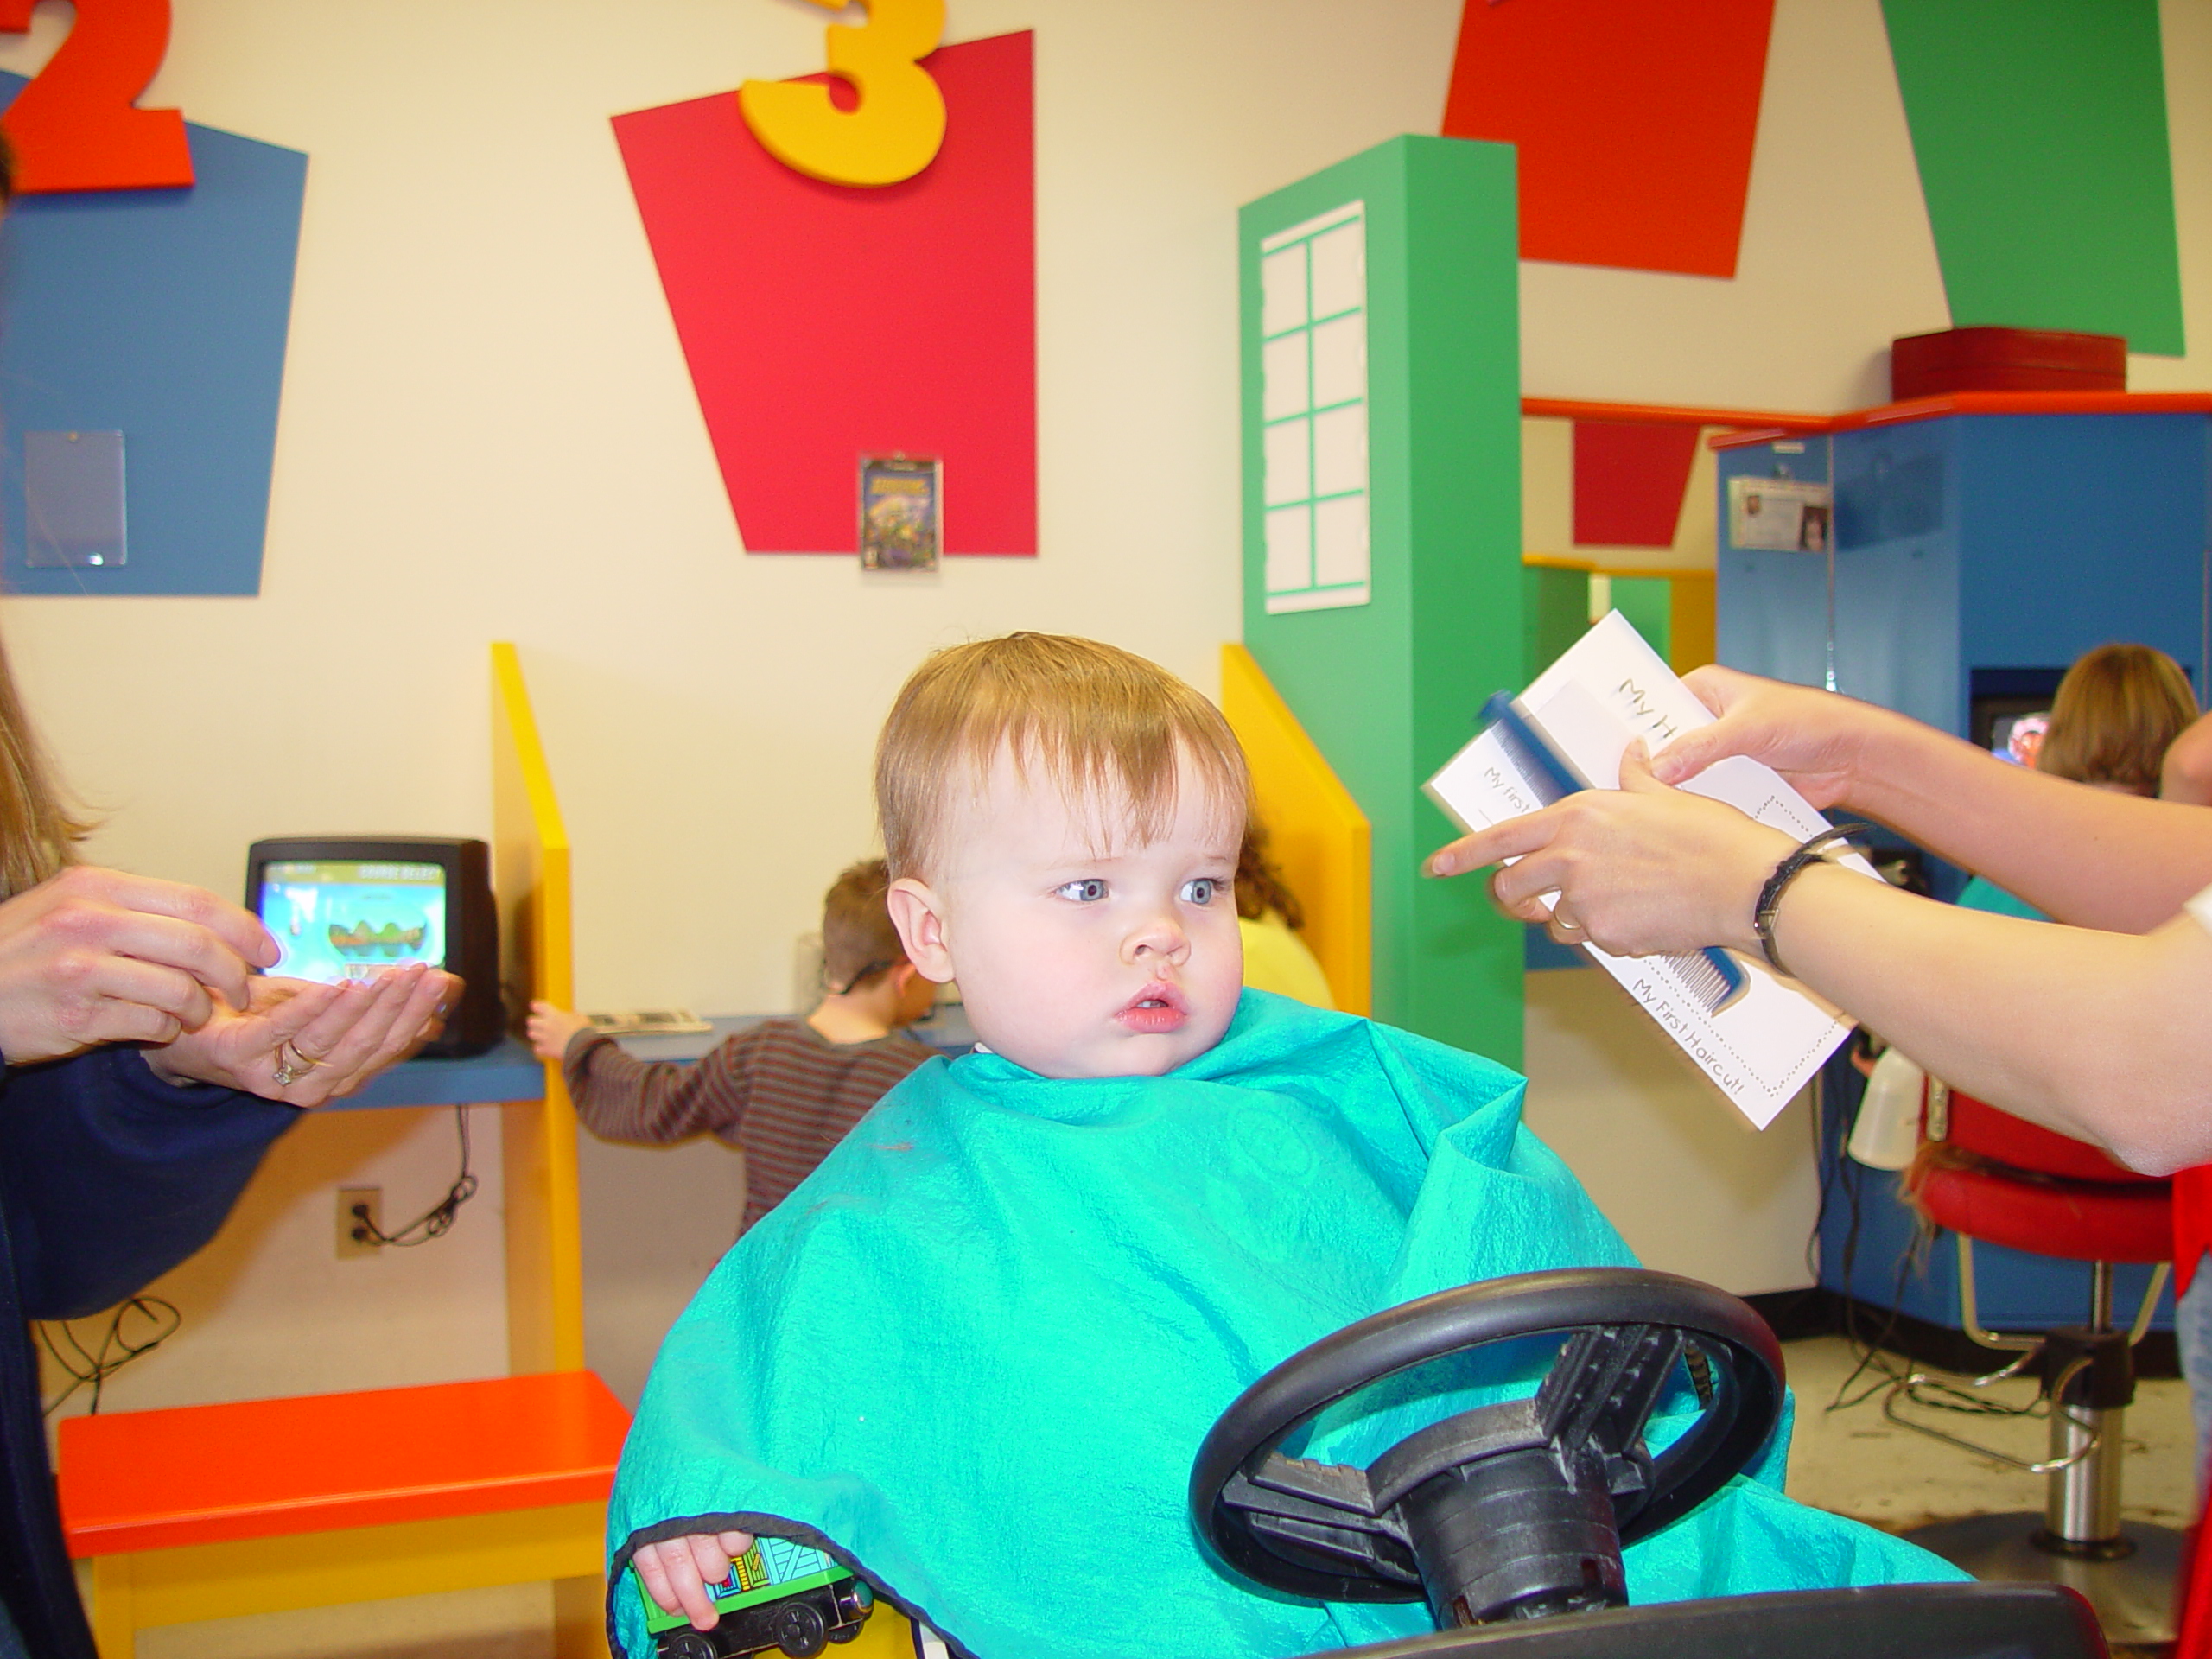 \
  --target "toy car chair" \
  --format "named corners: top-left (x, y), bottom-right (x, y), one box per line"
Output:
top-left (1877, 1081), bottom-right (2176, 1648)
top-left (1191, 1267), bottom-right (2108, 1658)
